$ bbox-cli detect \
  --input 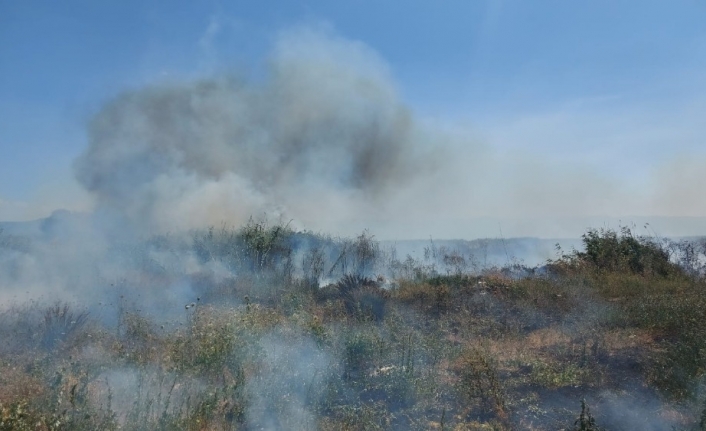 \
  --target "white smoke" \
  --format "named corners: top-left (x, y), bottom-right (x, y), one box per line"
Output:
top-left (74, 28), bottom-right (437, 235)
